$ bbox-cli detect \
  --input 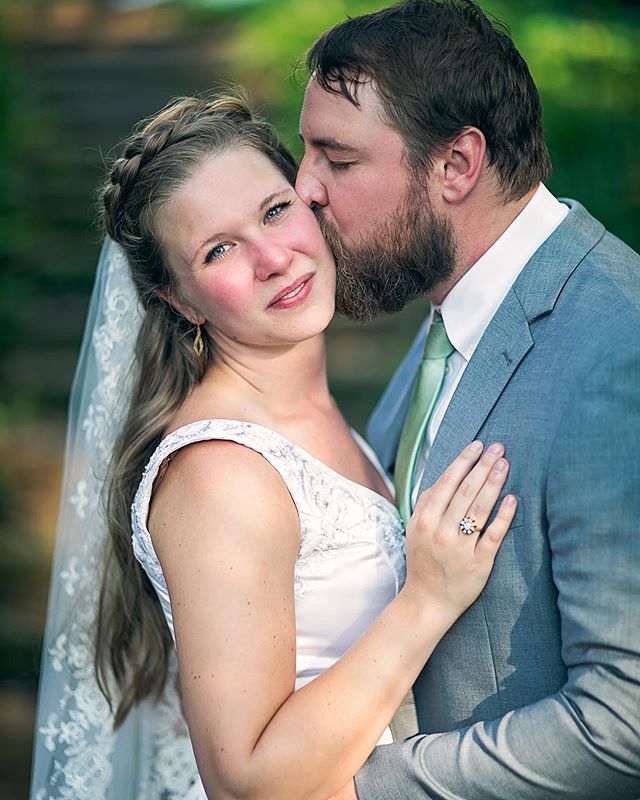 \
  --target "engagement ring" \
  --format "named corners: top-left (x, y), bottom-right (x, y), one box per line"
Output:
top-left (459, 516), bottom-right (477, 535)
